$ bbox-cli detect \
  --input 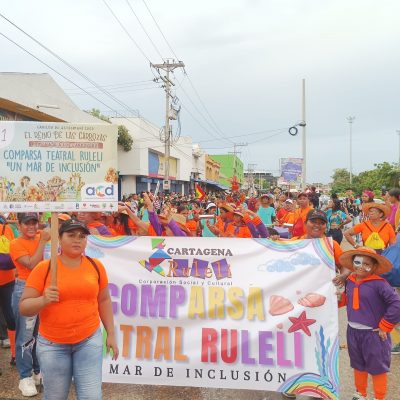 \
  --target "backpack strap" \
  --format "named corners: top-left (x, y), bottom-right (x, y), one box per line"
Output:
top-left (365, 221), bottom-right (387, 234)
top-left (85, 255), bottom-right (100, 283)
top-left (44, 260), bottom-right (51, 284)
top-left (377, 222), bottom-right (388, 234)
top-left (44, 256), bottom-right (100, 285)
